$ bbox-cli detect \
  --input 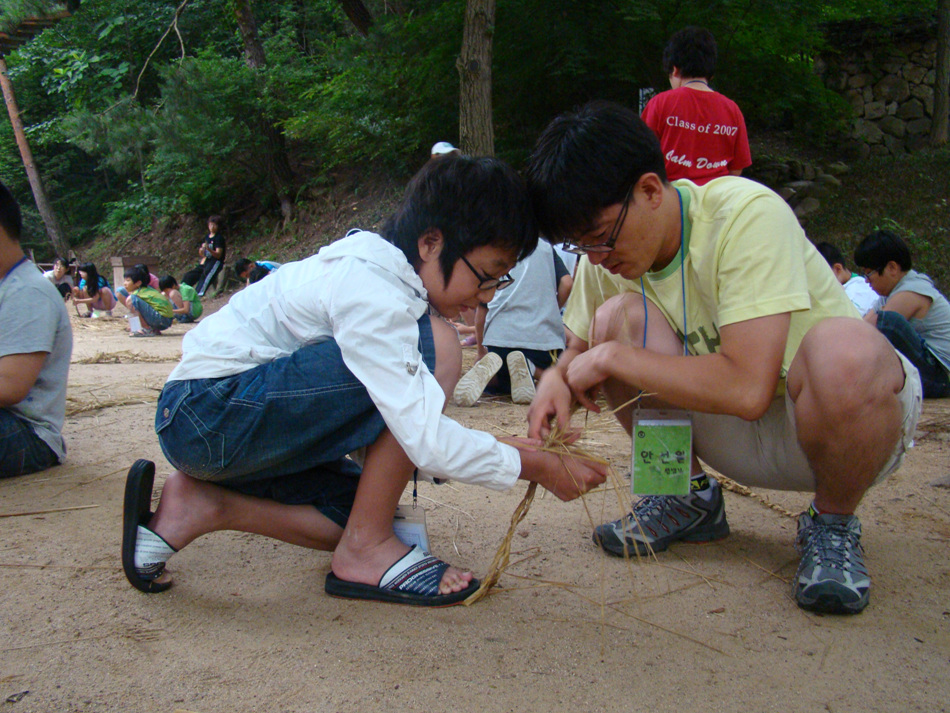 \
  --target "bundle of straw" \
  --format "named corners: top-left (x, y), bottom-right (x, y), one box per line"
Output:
top-left (464, 425), bottom-right (610, 605)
